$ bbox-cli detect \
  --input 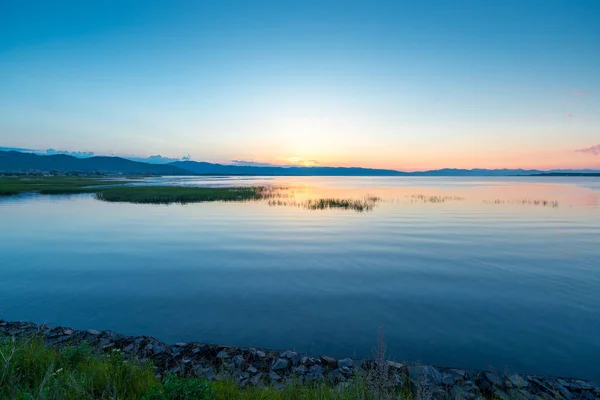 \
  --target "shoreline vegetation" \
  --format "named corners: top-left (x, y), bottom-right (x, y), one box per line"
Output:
top-left (0, 176), bottom-right (562, 210)
top-left (0, 177), bottom-right (383, 212)
top-left (1, 321), bottom-right (598, 400)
